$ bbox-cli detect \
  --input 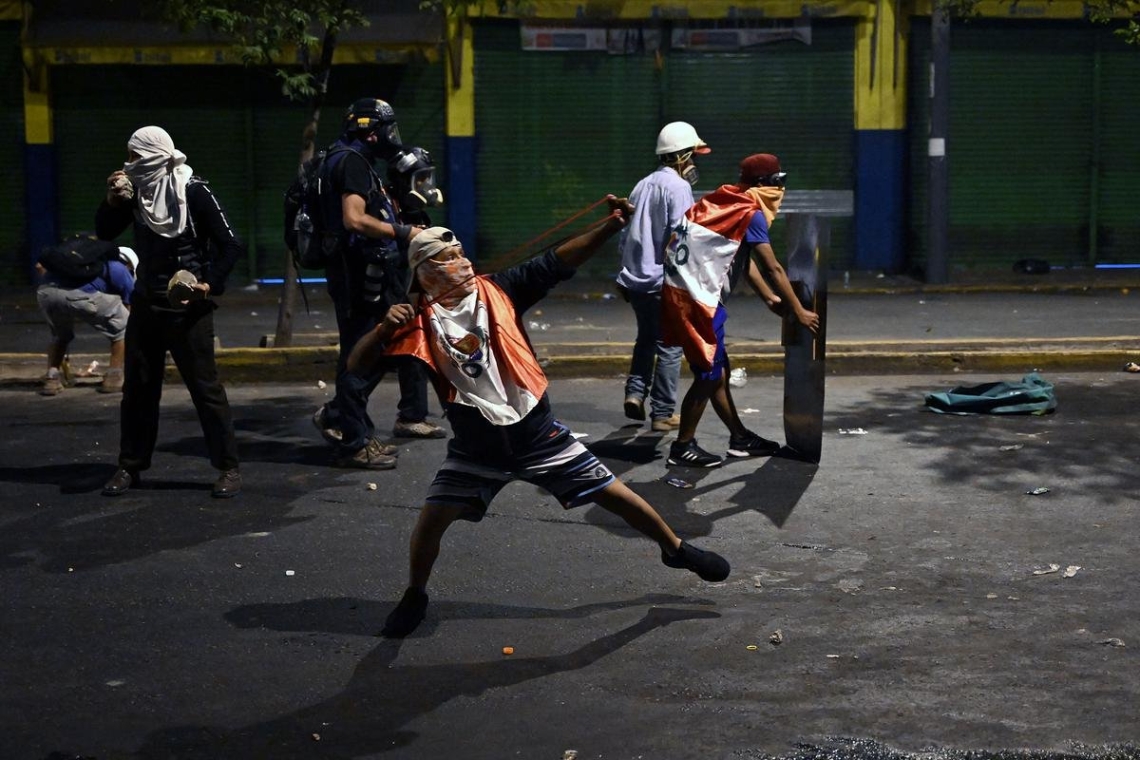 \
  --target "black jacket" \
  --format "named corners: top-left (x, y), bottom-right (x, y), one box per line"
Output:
top-left (95, 178), bottom-right (244, 300)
